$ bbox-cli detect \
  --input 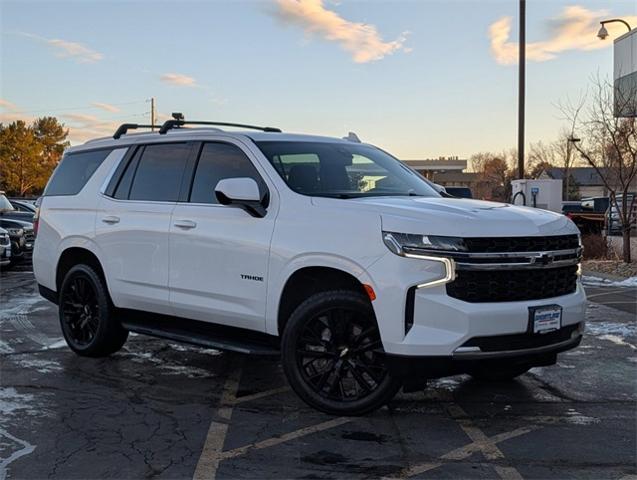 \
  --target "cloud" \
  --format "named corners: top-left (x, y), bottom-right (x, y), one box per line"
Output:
top-left (19, 32), bottom-right (103, 63)
top-left (92, 102), bottom-right (120, 113)
top-left (61, 113), bottom-right (118, 144)
top-left (0, 99), bottom-right (18, 111)
top-left (160, 73), bottom-right (197, 87)
top-left (273, 0), bottom-right (408, 63)
top-left (47, 38), bottom-right (103, 63)
top-left (489, 6), bottom-right (637, 65)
